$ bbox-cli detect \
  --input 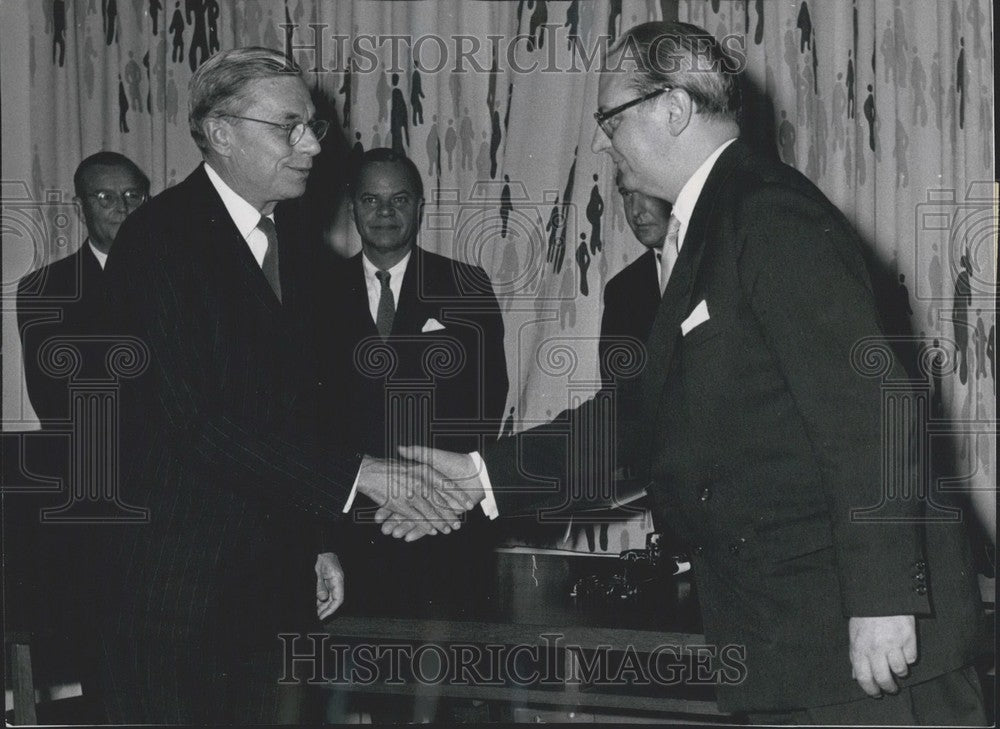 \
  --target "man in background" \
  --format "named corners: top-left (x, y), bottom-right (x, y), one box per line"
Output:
top-left (12, 150), bottom-right (149, 722)
top-left (598, 169), bottom-right (673, 389)
top-left (17, 151), bottom-right (149, 425)
top-left (318, 148), bottom-right (508, 622)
